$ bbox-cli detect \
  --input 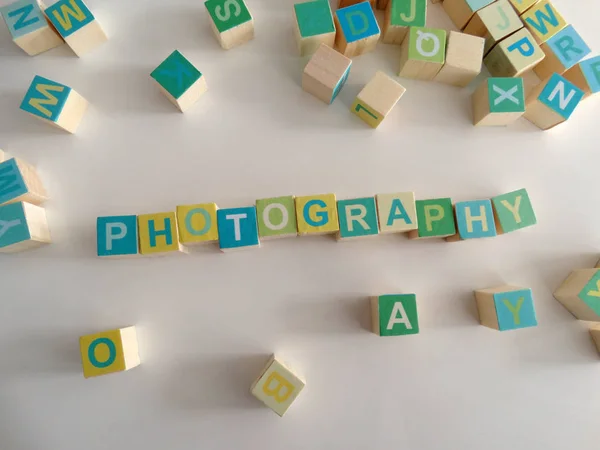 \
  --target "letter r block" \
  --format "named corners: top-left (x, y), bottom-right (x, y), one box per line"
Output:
top-left (0, 201), bottom-right (50, 253)
top-left (295, 193), bottom-right (339, 236)
top-left (352, 71), bottom-right (406, 128)
top-left (484, 28), bottom-right (544, 77)
top-left (334, 2), bottom-right (380, 57)
top-left (337, 197), bottom-right (379, 240)
top-left (204, 0), bottom-right (254, 50)
top-left (370, 294), bottom-right (419, 336)
top-left (554, 269), bottom-right (600, 322)
top-left (475, 286), bottom-right (537, 331)
top-left (216, 206), bottom-right (260, 252)
top-left (96, 215), bottom-right (138, 257)
top-left (398, 26), bottom-right (447, 80)
top-left (533, 25), bottom-right (591, 80)
top-left (79, 326), bottom-right (140, 378)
